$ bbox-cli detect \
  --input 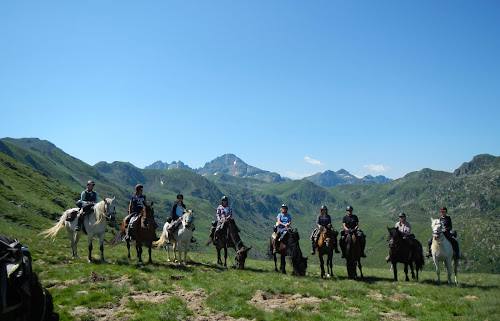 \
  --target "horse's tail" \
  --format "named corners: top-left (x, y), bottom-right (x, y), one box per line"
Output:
top-left (414, 241), bottom-right (425, 271)
top-left (109, 230), bottom-right (124, 246)
top-left (153, 231), bottom-right (167, 247)
top-left (39, 210), bottom-right (68, 239)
